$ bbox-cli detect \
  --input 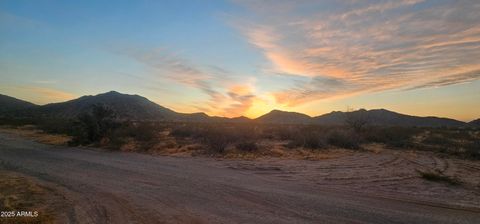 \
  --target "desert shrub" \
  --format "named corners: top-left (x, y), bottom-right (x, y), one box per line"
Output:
top-left (422, 134), bottom-right (452, 146)
top-left (273, 125), bottom-right (300, 141)
top-left (106, 122), bottom-right (162, 150)
top-left (465, 140), bottom-right (480, 159)
top-left (406, 129), bottom-right (480, 159)
top-left (70, 104), bottom-right (120, 145)
top-left (170, 123), bottom-right (261, 154)
top-left (257, 124), bottom-right (276, 139)
top-left (36, 118), bottom-right (75, 135)
top-left (363, 127), bottom-right (420, 148)
top-left (303, 131), bottom-right (327, 149)
top-left (433, 129), bottom-right (476, 141)
top-left (0, 116), bottom-right (75, 135)
top-left (327, 129), bottom-right (362, 149)
top-left (236, 141), bottom-right (258, 152)
top-left (70, 114), bottom-right (96, 145)
top-left (231, 124), bottom-right (258, 141)
top-left (170, 124), bottom-right (200, 138)
top-left (126, 122), bottom-right (160, 142)
top-left (287, 130), bottom-right (327, 149)
top-left (0, 117), bottom-right (37, 127)
top-left (345, 109), bottom-right (370, 132)
top-left (280, 126), bottom-right (368, 150)
top-left (201, 127), bottom-right (232, 154)
top-left (107, 129), bottom-right (129, 149)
